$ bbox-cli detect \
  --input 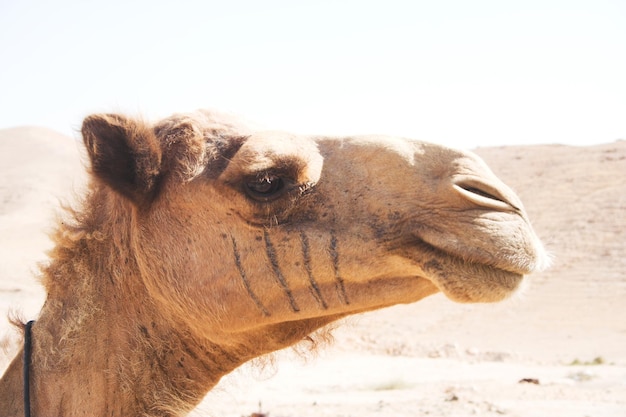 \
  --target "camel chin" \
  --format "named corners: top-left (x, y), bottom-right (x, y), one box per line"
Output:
top-left (434, 268), bottom-right (525, 304)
